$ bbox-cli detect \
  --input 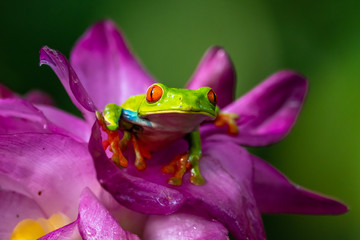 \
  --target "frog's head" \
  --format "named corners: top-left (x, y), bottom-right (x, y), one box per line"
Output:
top-left (138, 83), bottom-right (217, 124)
